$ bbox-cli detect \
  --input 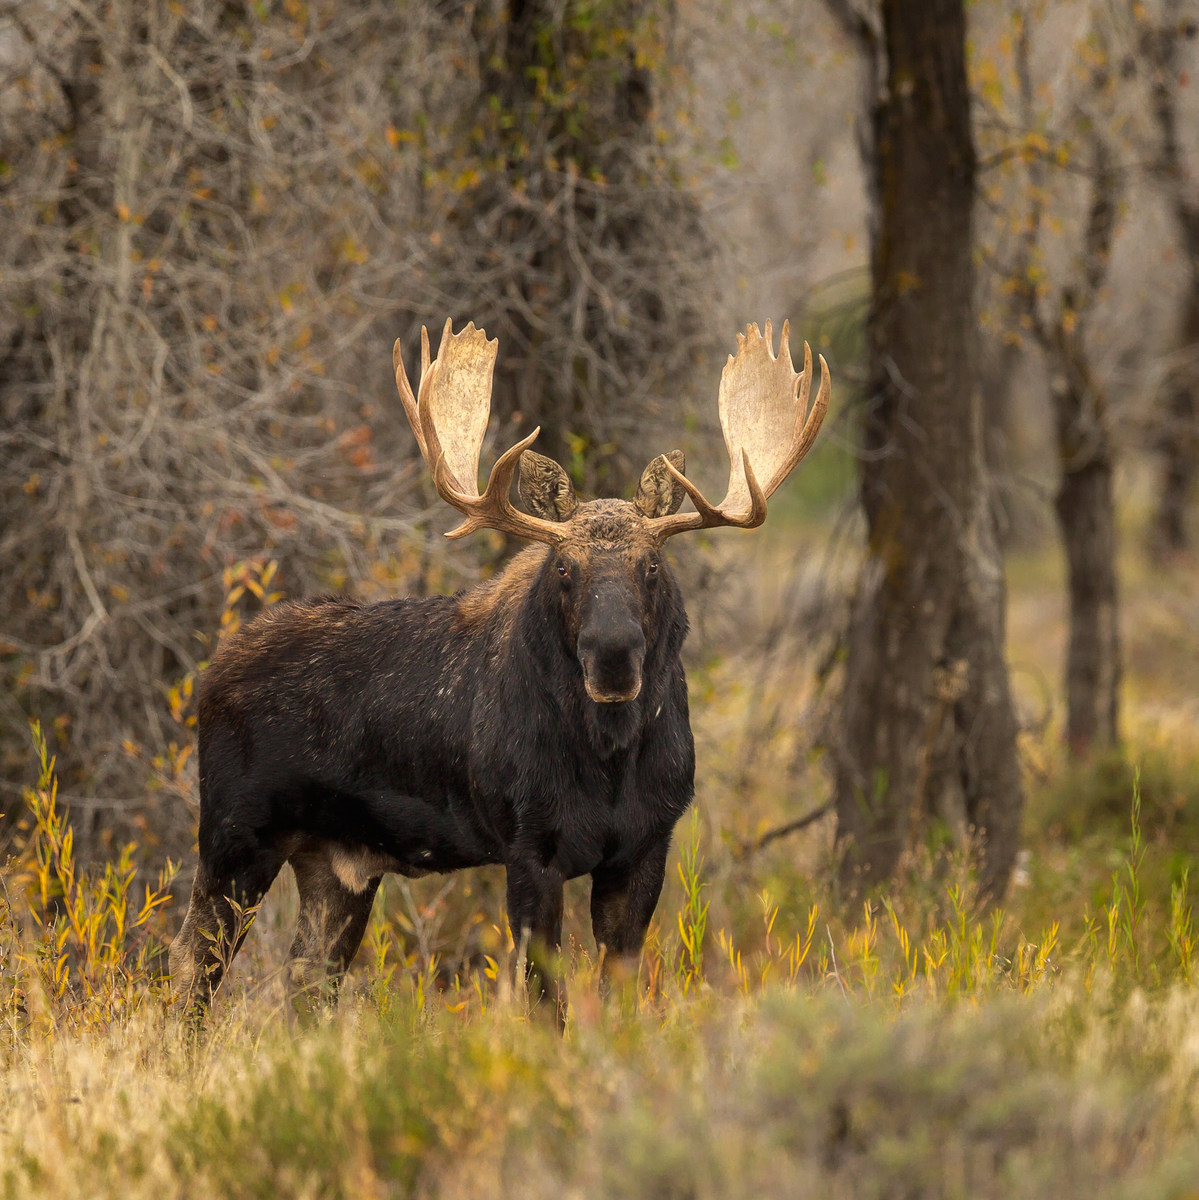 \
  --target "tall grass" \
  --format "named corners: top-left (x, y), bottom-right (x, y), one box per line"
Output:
top-left (2, 723), bottom-right (175, 1040)
top-left (4, 720), bottom-right (1195, 1027)
top-left (3, 723), bottom-right (1199, 1198)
